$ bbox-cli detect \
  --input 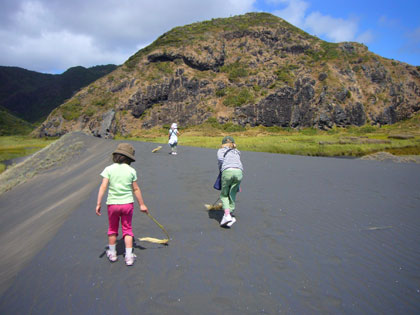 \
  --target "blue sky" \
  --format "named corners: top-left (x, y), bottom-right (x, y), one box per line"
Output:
top-left (0, 0), bottom-right (419, 73)
top-left (254, 0), bottom-right (420, 66)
